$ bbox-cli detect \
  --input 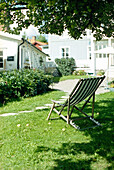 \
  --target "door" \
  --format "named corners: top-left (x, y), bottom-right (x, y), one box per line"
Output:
top-left (111, 55), bottom-right (114, 66)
